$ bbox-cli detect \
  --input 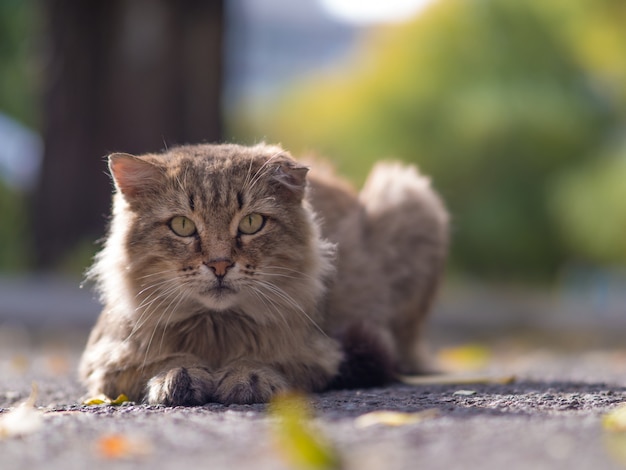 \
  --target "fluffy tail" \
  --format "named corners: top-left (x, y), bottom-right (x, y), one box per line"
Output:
top-left (359, 161), bottom-right (448, 229)
top-left (327, 161), bottom-right (449, 388)
top-left (359, 162), bottom-right (449, 375)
